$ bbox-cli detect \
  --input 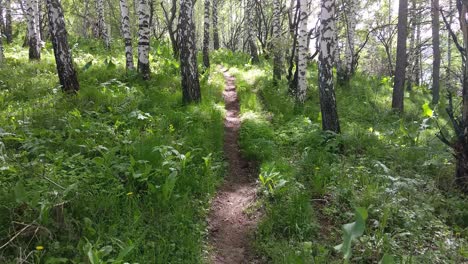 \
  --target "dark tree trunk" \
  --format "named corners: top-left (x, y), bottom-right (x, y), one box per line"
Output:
top-left (179, 0), bottom-right (201, 103)
top-left (202, 0), bottom-right (210, 68)
top-left (431, 0), bottom-right (440, 104)
top-left (212, 0), bottom-right (220, 50)
top-left (161, 0), bottom-right (179, 58)
top-left (319, 0), bottom-right (340, 133)
top-left (392, 0), bottom-right (408, 112)
top-left (456, 0), bottom-right (468, 192)
top-left (46, 0), bottom-right (79, 93)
